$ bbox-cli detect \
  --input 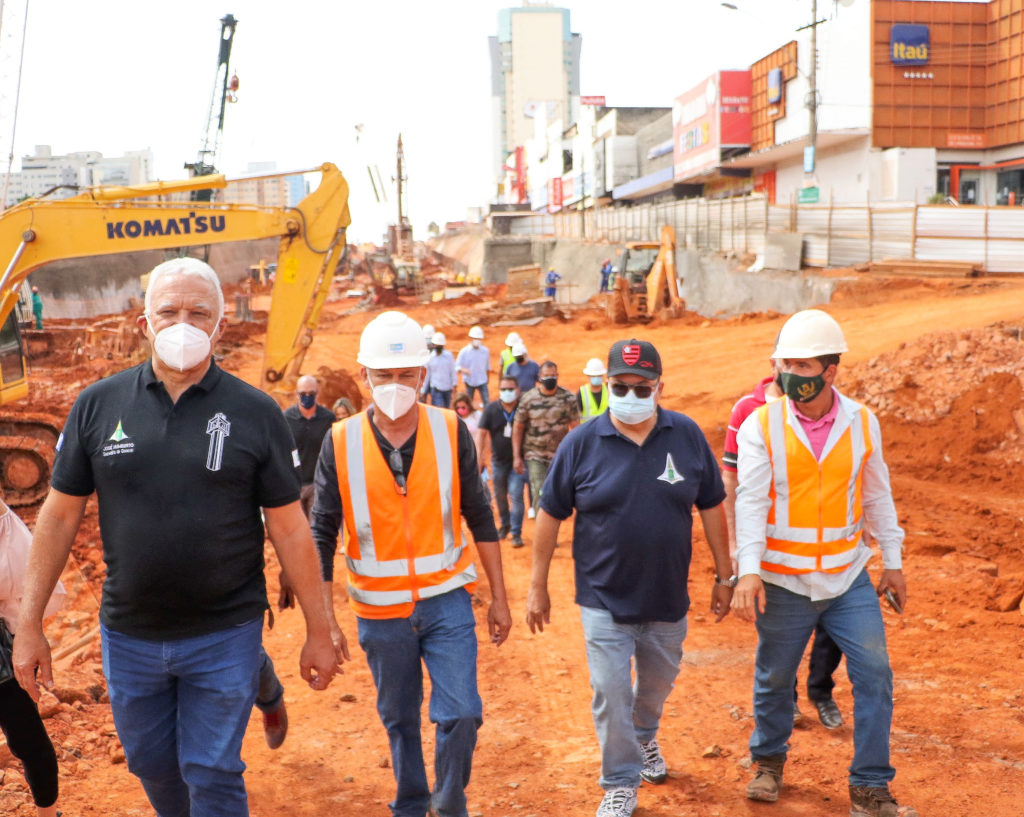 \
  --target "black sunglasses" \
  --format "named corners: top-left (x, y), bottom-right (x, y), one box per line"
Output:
top-left (298, 391), bottom-right (317, 398)
top-left (388, 449), bottom-right (406, 495)
top-left (609, 381), bottom-right (657, 399)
